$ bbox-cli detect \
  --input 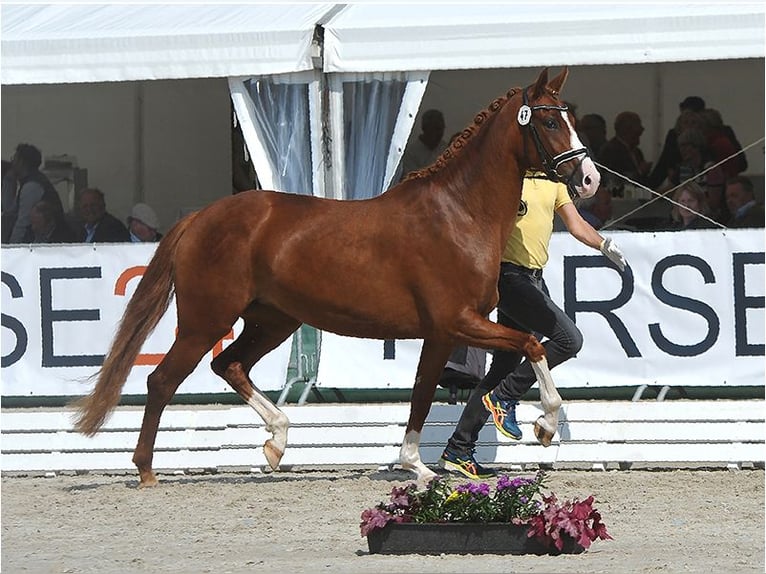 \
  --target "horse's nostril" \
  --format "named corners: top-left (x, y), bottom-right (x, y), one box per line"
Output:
top-left (584, 175), bottom-right (592, 186)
